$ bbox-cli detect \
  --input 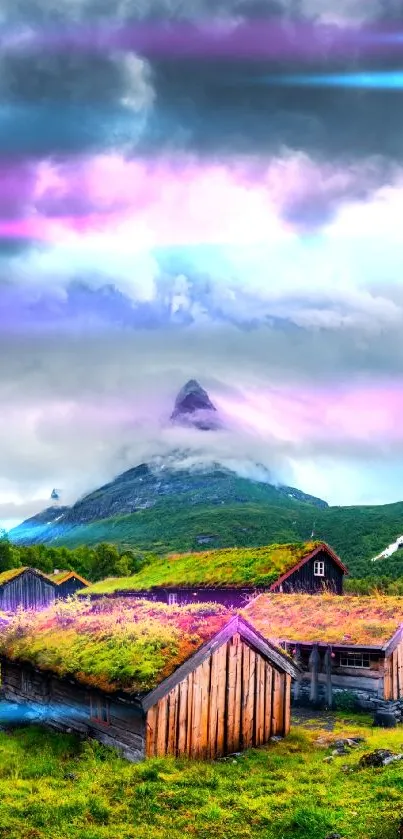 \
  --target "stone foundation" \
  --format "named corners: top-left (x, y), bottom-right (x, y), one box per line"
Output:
top-left (293, 681), bottom-right (403, 721)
